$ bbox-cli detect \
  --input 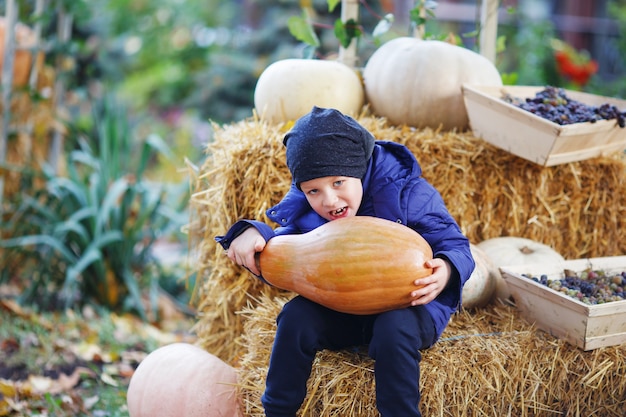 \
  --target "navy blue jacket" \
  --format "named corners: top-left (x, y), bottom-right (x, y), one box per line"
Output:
top-left (216, 141), bottom-right (475, 338)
